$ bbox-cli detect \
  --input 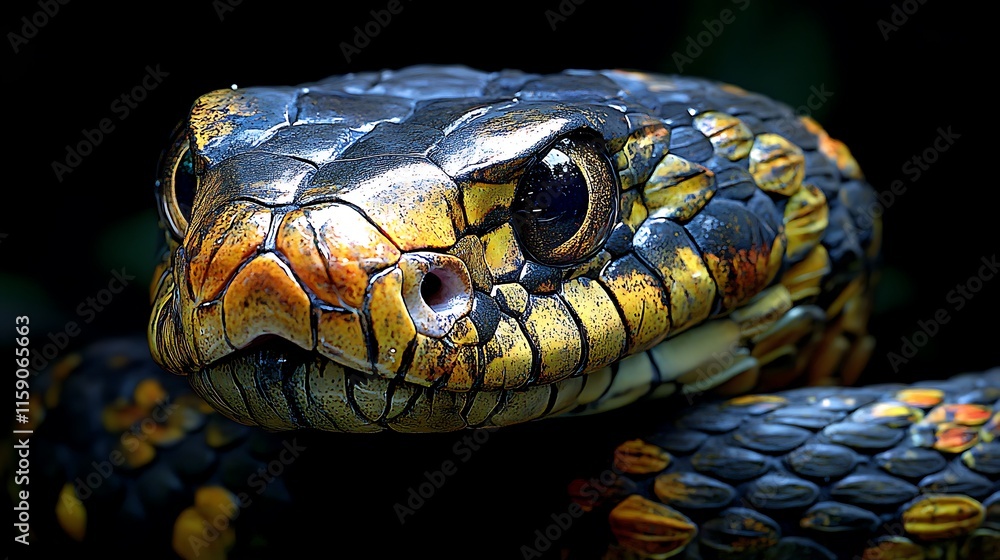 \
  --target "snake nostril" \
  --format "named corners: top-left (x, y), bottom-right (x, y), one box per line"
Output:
top-left (420, 267), bottom-right (470, 314)
top-left (400, 252), bottom-right (474, 338)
